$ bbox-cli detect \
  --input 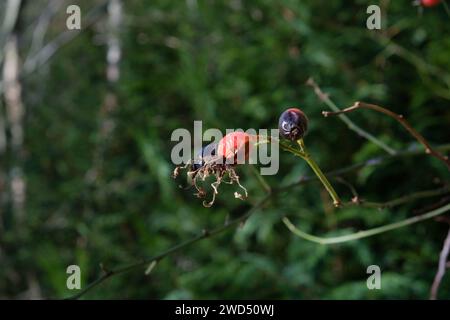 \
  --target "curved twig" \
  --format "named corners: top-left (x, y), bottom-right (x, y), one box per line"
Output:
top-left (322, 101), bottom-right (450, 170)
top-left (283, 203), bottom-right (450, 245)
top-left (306, 78), bottom-right (397, 155)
